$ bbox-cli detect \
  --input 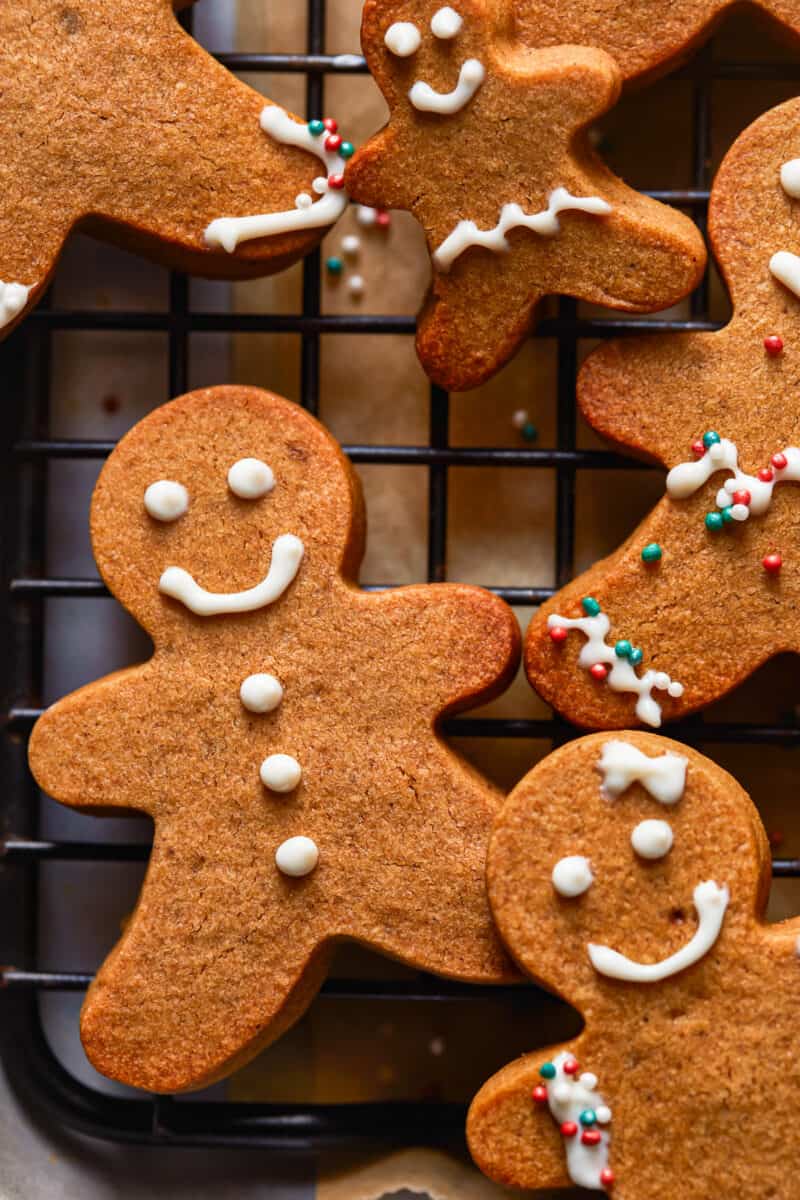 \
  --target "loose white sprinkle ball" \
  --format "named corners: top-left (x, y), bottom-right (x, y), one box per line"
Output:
top-left (260, 753), bottom-right (302, 793)
top-left (348, 274), bottom-right (365, 297)
top-left (431, 6), bottom-right (463, 38)
top-left (356, 205), bottom-right (377, 226)
top-left (240, 673), bottom-right (283, 714)
top-left (384, 20), bottom-right (422, 56)
top-left (227, 457), bottom-right (275, 500)
top-left (341, 234), bottom-right (361, 257)
top-left (144, 480), bottom-right (189, 522)
top-left (275, 835), bottom-right (319, 877)
top-left (511, 409), bottom-right (529, 430)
